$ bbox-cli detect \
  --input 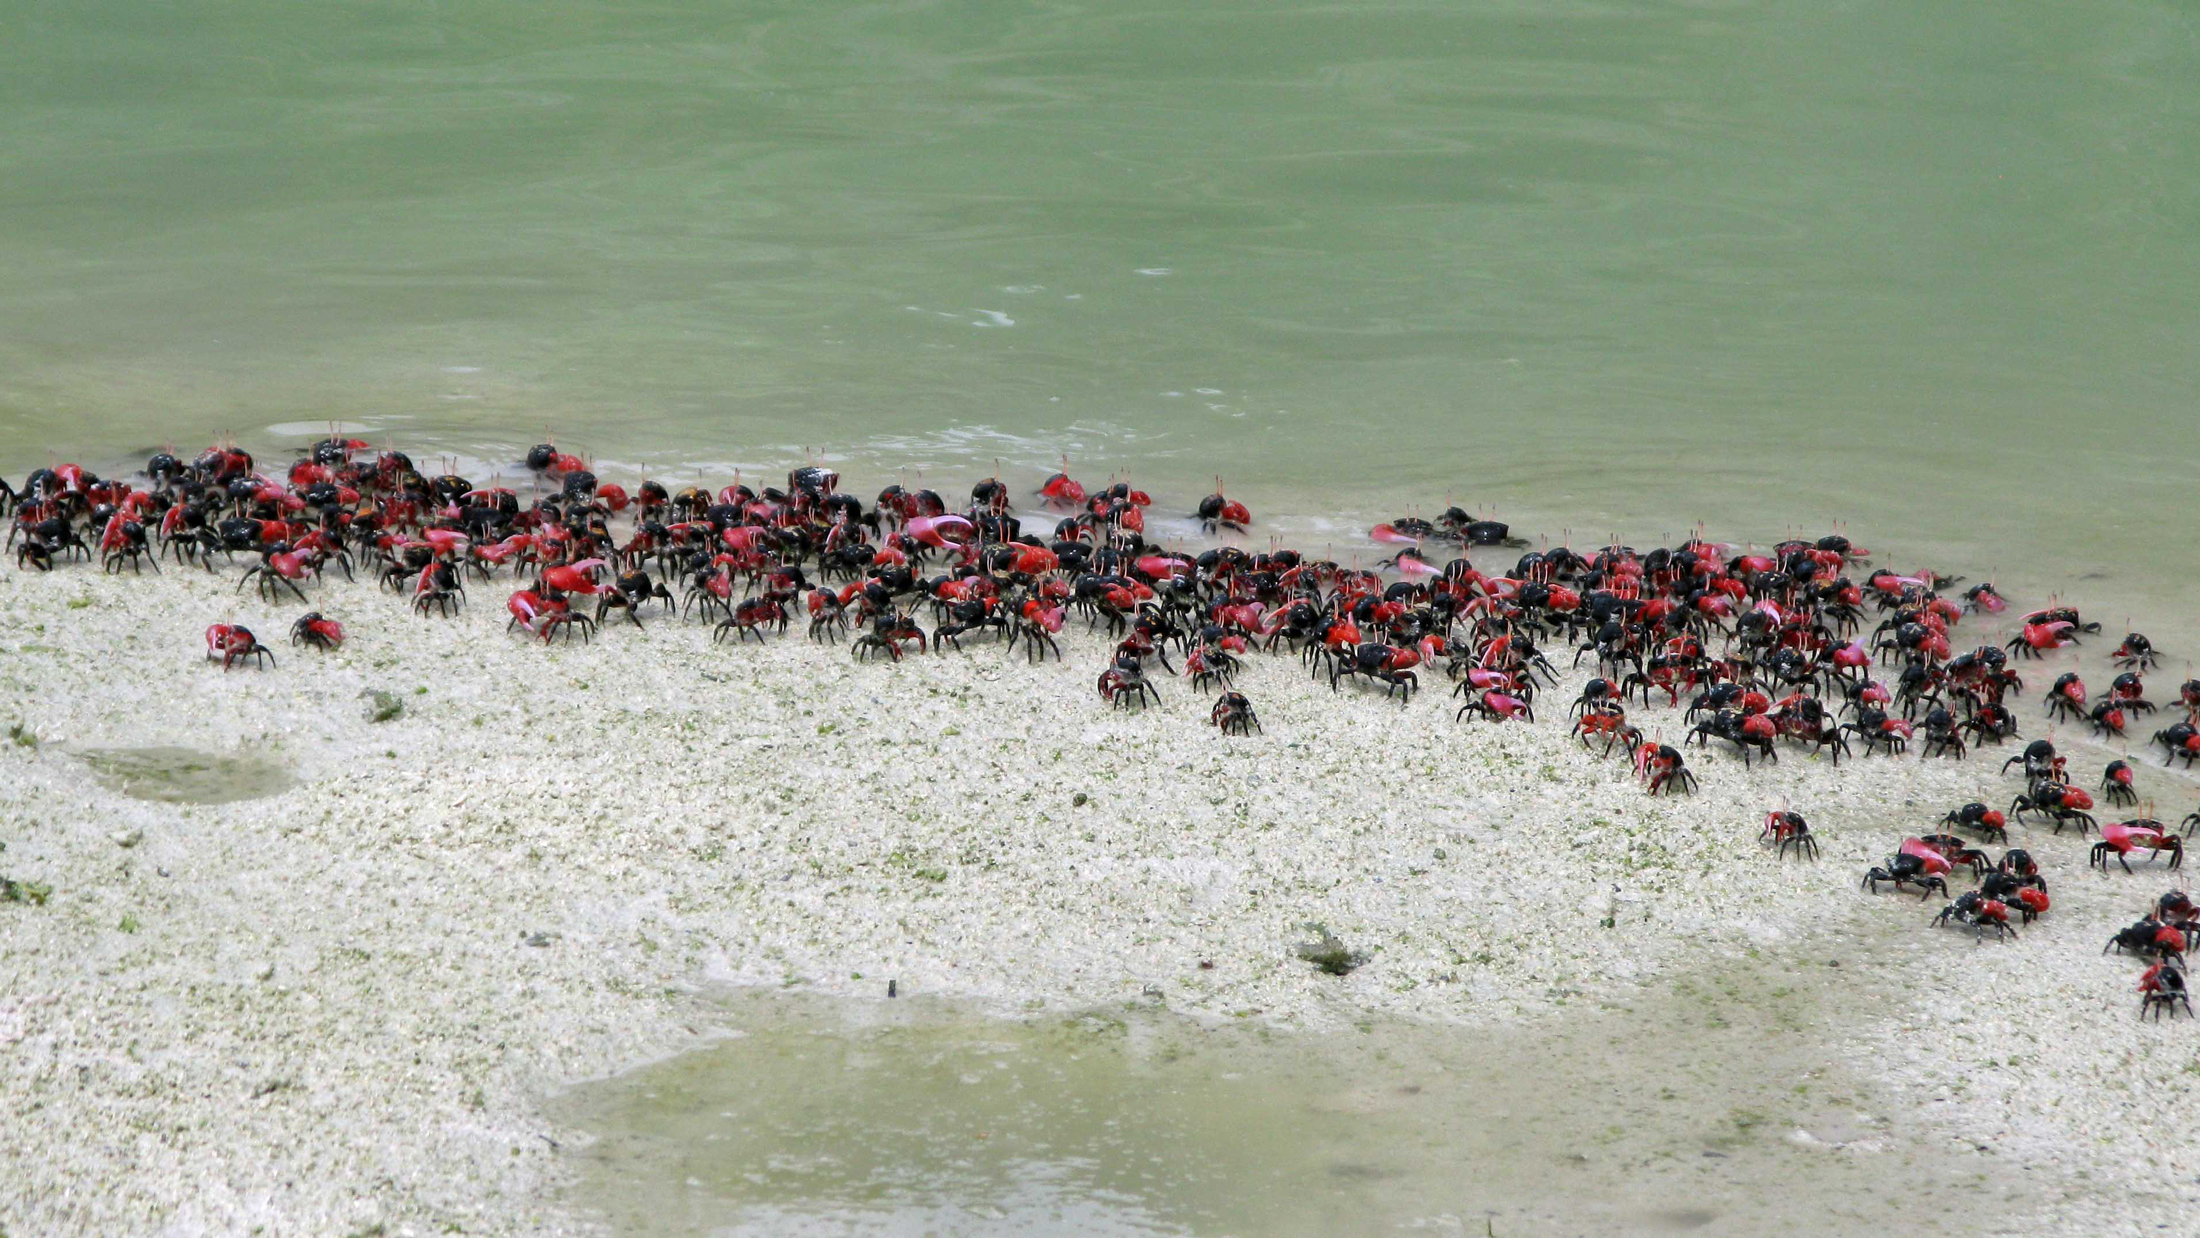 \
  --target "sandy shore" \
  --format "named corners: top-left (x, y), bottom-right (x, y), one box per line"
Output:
top-left (1, 536), bottom-right (2196, 1234)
